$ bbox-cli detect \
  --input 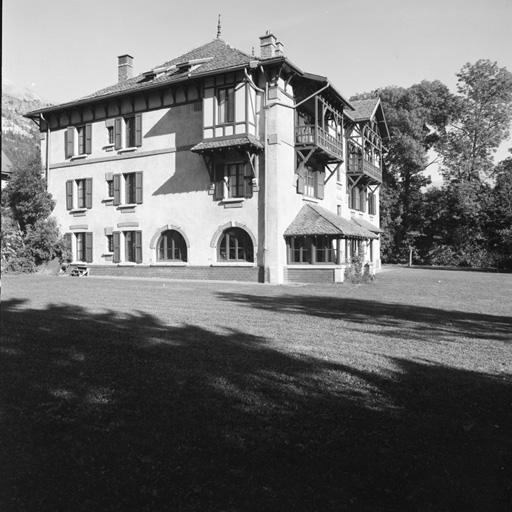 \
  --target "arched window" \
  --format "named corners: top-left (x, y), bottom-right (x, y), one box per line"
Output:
top-left (157, 230), bottom-right (187, 262)
top-left (218, 228), bottom-right (254, 262)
